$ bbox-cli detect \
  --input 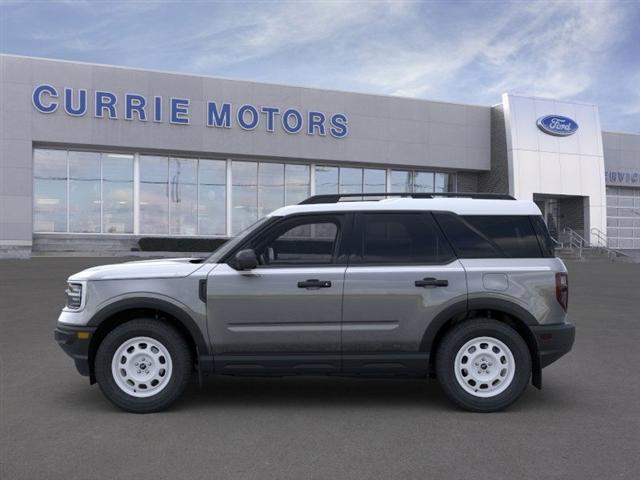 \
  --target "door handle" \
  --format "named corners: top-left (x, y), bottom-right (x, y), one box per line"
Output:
top-left (297, 279), bottom-right (332, 289)
top-left (415, 277), bottom-right (448, 288)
